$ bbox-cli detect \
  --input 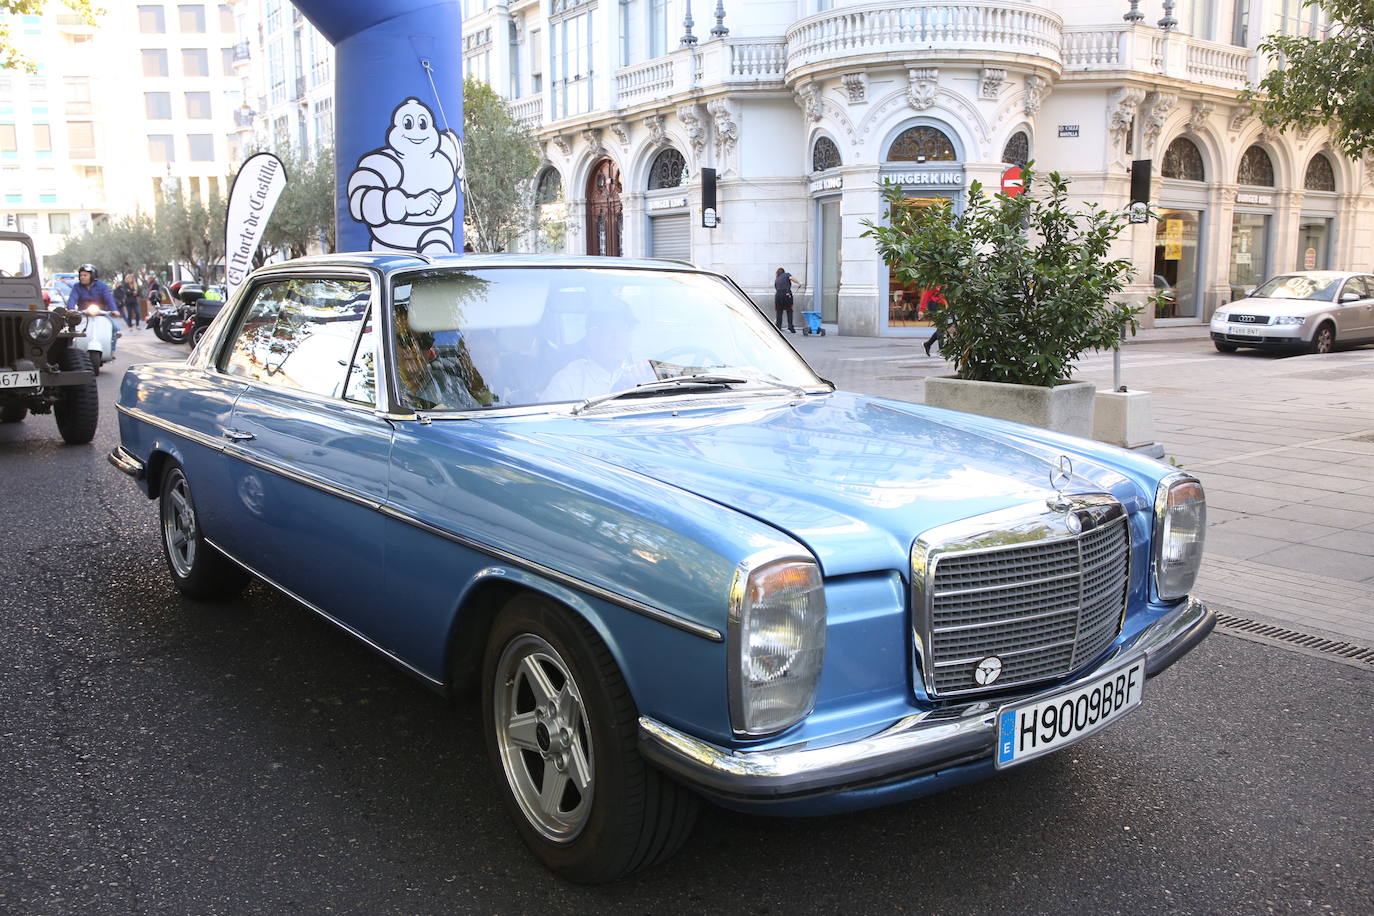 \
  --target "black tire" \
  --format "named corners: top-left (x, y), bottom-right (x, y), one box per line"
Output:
top-left (190, 324), bottom-right (208, 348)
top-left (1308, 322), bottom-right (1335, 354)
top-left (1214, 341), bottom-right (1238, 353)
top-left (166, 322), bottom-right (187, 344)
top-left (158, 462), bottom-right (250, 600)
top-left (0, 403), bottom-right (25, 423)
top-left (87, 348), bottom-right (101, 376)
top-left (53, 347), bottom-right (98, 445)
top-left (481, 594), bottom-right (699, 884)
top-left (152, 320), bottom-right (170, 342)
